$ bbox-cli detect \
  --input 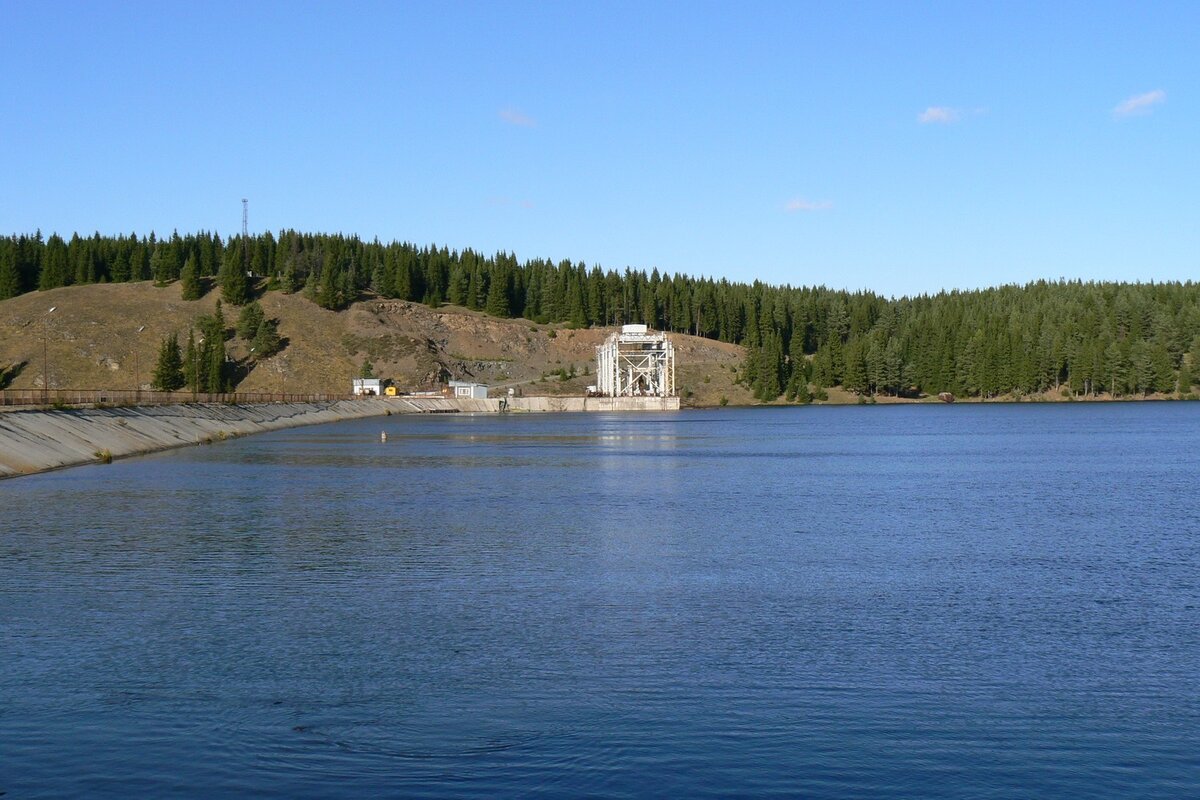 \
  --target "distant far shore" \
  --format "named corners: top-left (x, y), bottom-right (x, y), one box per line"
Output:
top-left (723, 385), bottom-right (1197, 407)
